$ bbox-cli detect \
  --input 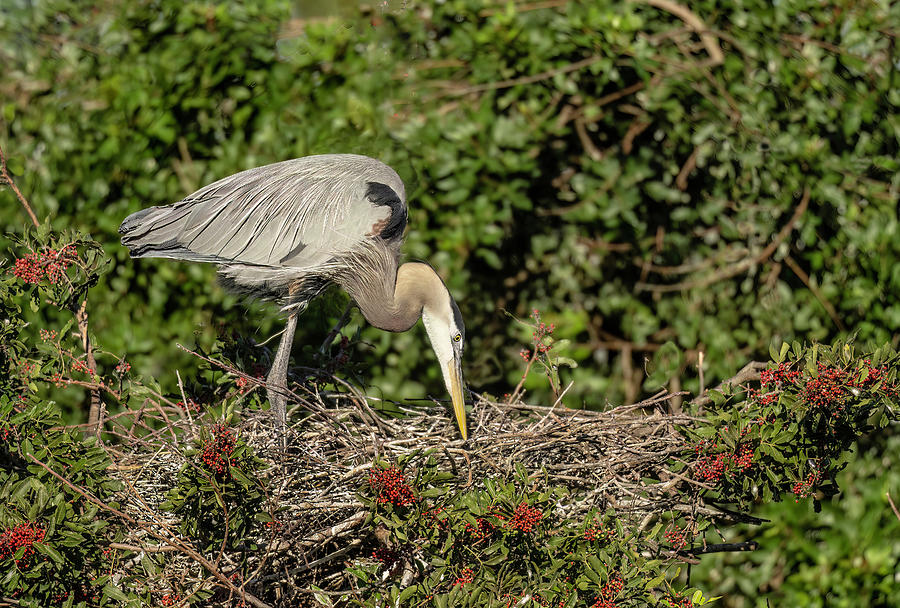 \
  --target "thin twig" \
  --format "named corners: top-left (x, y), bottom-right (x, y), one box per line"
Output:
top-left (783, 254), bottom-right (847, 331)
top-left (691, 361), bottom-right (767, 406)
top-left (687, 540), bottom-right (759, 555)
top-left (426, 54), bottom-right (605, 101)
top-left (638, 0), bottom-right (724, 65)
top-left (0, 144), bottom-right (39, 227)
top-left (888, 492), bottom-right (900, 523)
